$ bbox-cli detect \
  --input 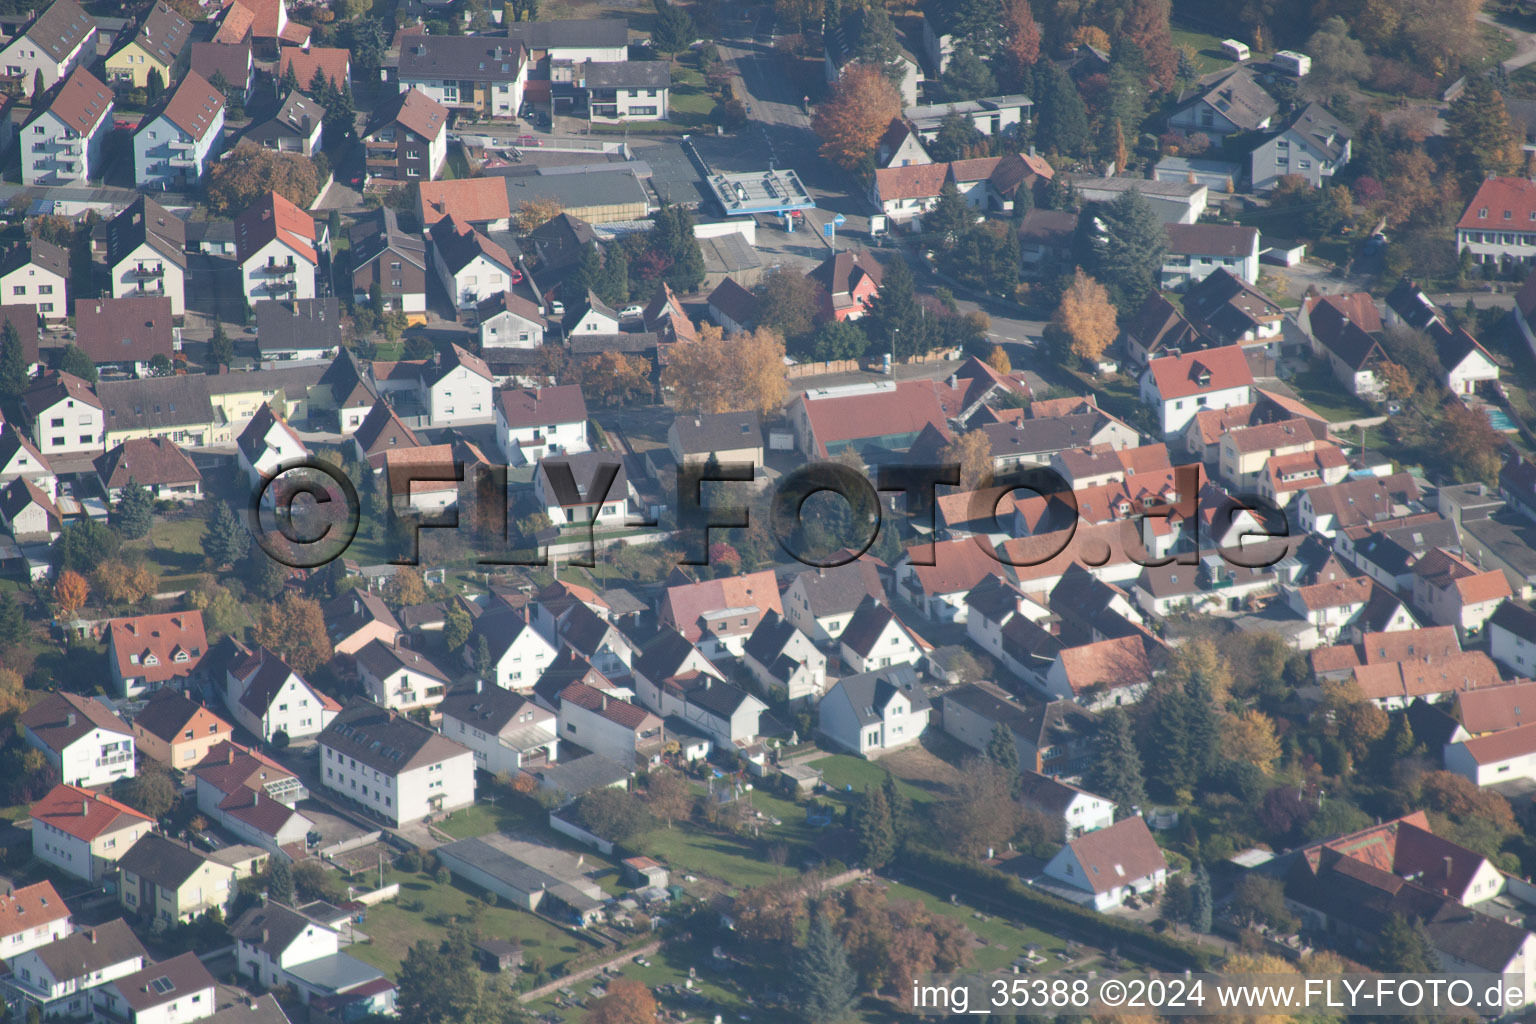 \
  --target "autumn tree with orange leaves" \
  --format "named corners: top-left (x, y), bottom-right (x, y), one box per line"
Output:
top-left (54, 571), bottom-right (88, 617)
top-left (586, 978), bottom-right (657, 1024)
top-left (1051, 270), bottom-right (1118, 368)
top-left (663, 325), bottom-right (788, 415)
top-left (812, 64), bottom-right (901, 170)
